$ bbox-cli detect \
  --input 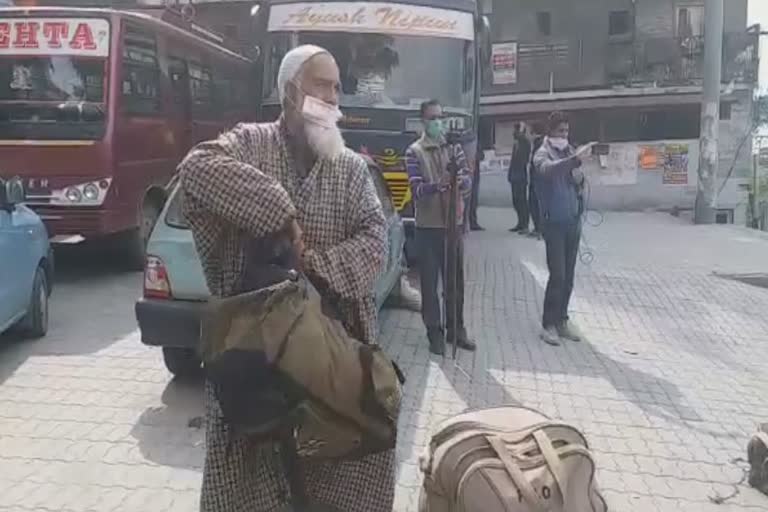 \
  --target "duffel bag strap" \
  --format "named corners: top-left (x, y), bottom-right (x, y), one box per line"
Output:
top-left (487, 436), bottom-right (548, 512)
top-left (532, 430), bottom-right (567, 501)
